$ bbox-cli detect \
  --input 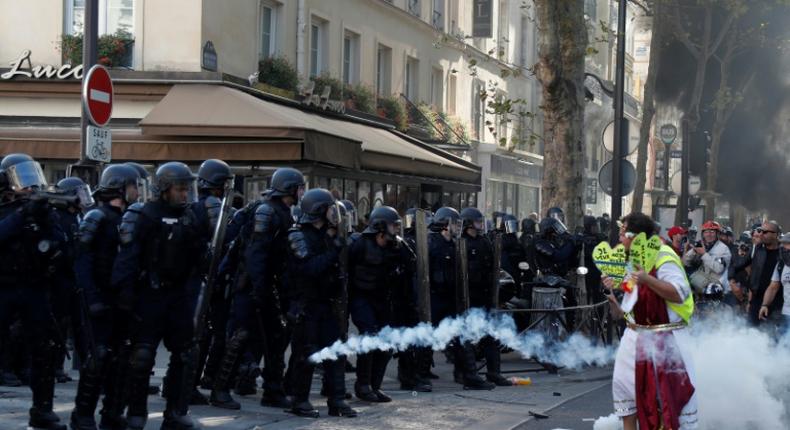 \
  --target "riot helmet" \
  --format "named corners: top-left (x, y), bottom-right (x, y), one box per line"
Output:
top-left (364, 205), bottom-right (402, 237)
top-left (125, 162), bottom-right (152, 203)
top-left (56, 176), bottom-right (94, 209)
top-left (540, 216), bottom-right (568, 237)
top-left (460, 207), bottom-right (486, 233)
top-left (431, 206), bottom-right (462, 236)
top-left (1, 153), bottom-right (47, 191)
top-left (521, 217), bottom-right (537, 235)
top-left (546, 207), bottom-right (565, 224)
top-left (298, 188), bottom-right (336, 225)
top-left (502, 214), bottom-right (519, 234)
top-left (153, 162), bottom-right (197, 208)
top-left (197, 159), bottom-right (234, 191)
top-left (267, 167), bottom-right (305, 201)
top-left (96, 164), bottom-right (139, 204)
